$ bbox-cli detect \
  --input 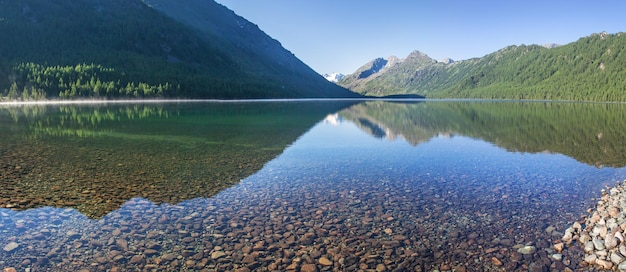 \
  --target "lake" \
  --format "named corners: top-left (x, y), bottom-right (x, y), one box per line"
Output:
top-left (1, 100), bottom-right (625, 271)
